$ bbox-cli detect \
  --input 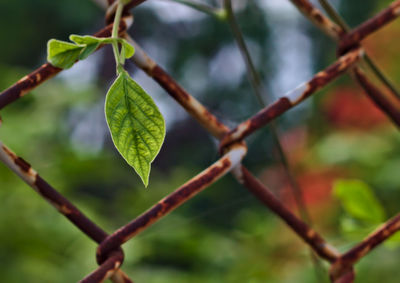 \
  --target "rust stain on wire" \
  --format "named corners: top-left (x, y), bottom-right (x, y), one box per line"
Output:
top-left (239, 166), bottom-right (339, 262)
top-left (333, 213), bottom-right (400, 277)
top-left (81, 251), bottom-right (125, 283)
top-left (291, 0), bottom-right (400, 126)
top-left (289, 0), bottom-right (344, 38)
top-left (219, 48), bottom-right (363, 150)
top-left (329, 266), bottom-right (355, 283)
top-left (96, 143), bottom-right (247, 264)
top-left (338, 0), bottom-right (400, 55)
top-left (0, 141), bottom-right (132, 283)
top-left (353, 68), bottom-right (400, 126)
